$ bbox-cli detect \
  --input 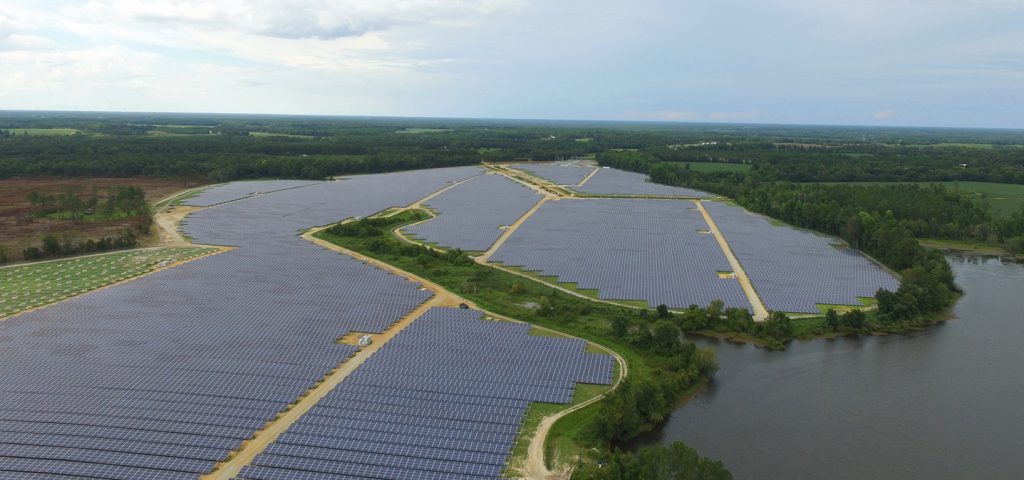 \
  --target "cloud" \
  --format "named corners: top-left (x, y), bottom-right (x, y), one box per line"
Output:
top-left (872, 109), bottom-right (897, 120)
top-left (63, 0), bottom-right (526, 40)
top-left (0, 12), bottom-right (53, 51)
